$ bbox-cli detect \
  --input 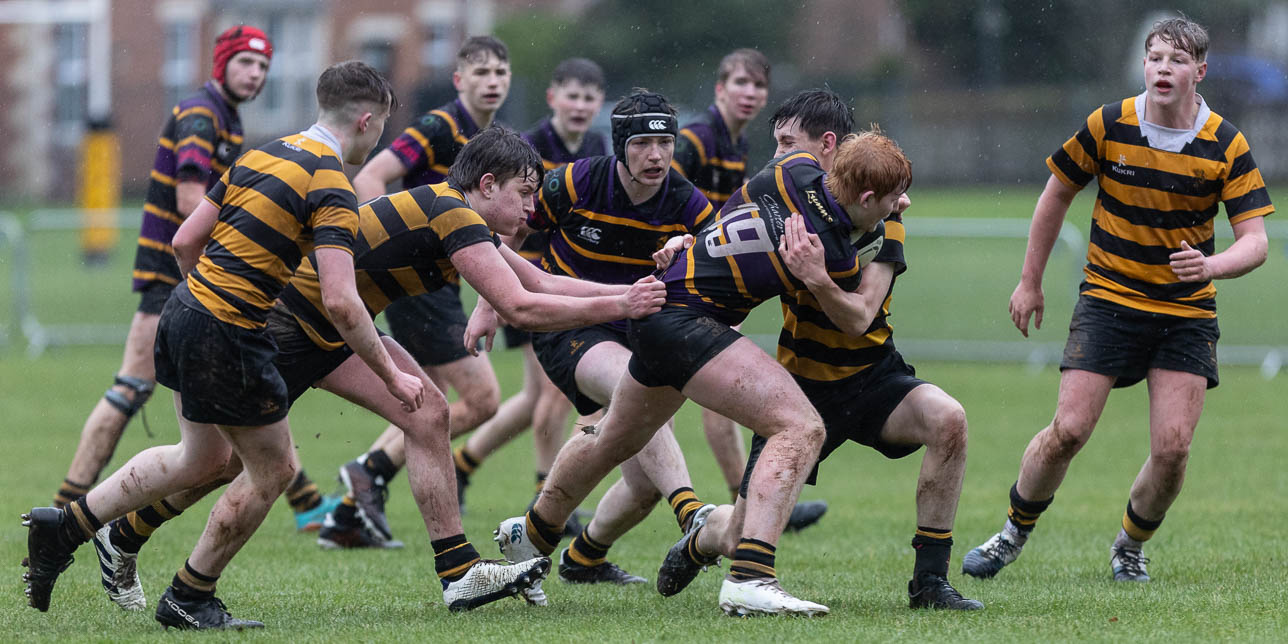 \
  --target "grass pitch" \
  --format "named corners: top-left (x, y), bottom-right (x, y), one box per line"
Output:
top-left (1, 186), bottom-right (1286, 640)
